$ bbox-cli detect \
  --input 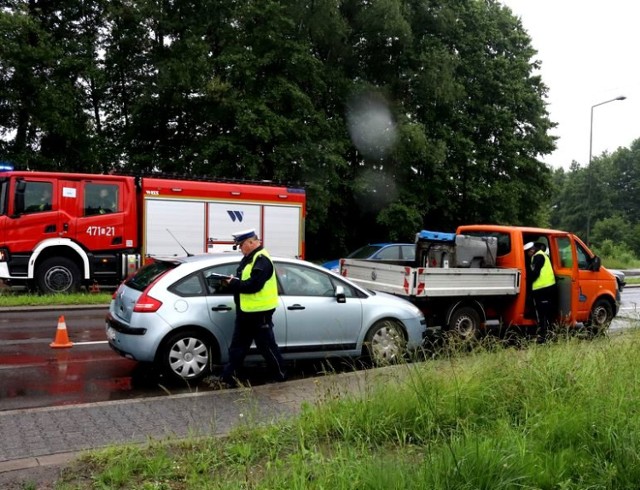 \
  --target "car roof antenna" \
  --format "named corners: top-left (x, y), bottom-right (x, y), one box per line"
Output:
top-left (166, 228), bottom-right (193, 257)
